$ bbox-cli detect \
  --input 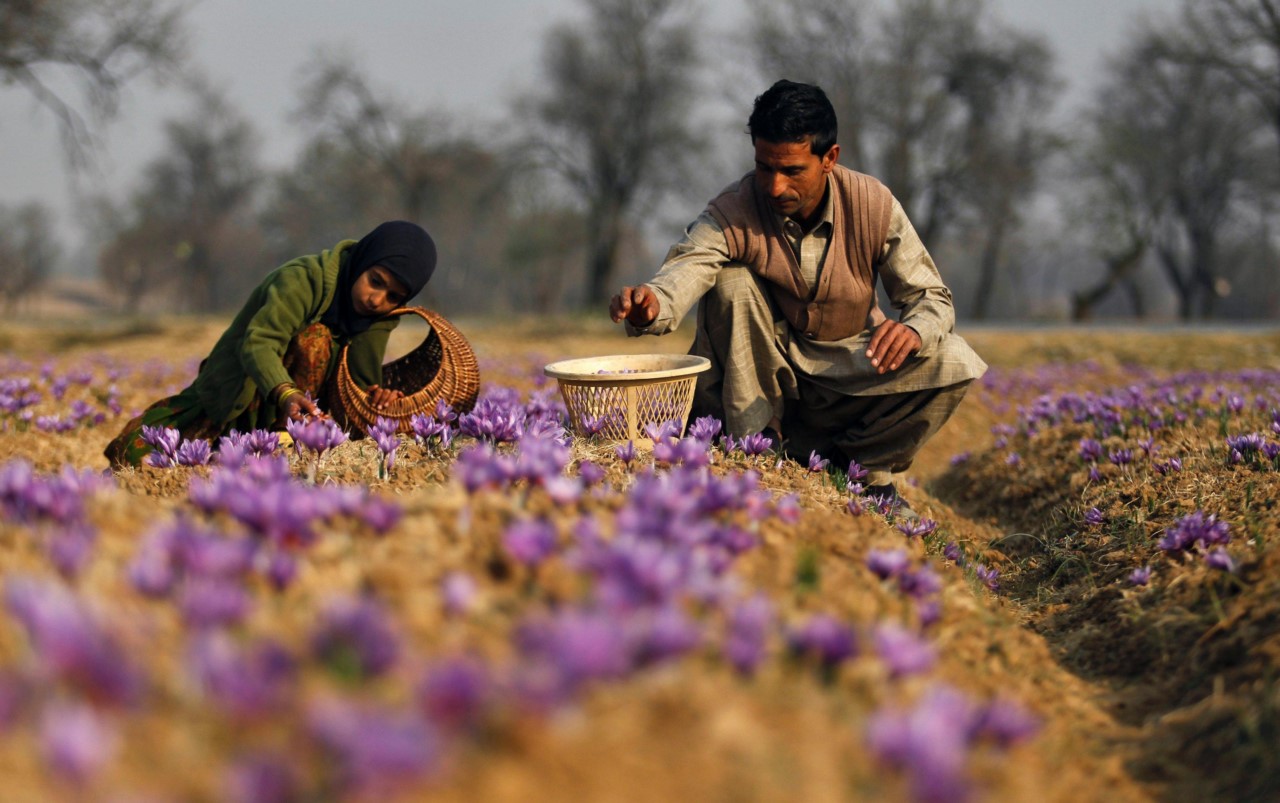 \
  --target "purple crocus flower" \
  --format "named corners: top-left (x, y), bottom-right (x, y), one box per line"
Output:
top-left (867, 548), bottom-right (910, 580)
top-left (503, 518), bottom-right (559, 567)
top-left (175, 438), bottom-right (212, 466)
top-left (1078, 438), bottom-right (1103, 463)
top-left (974, 564), bottom-right (1000, 591)
top-left (244, 429), bottom-right (280, 458)
top-left (1108, 448), bottom-right (1133, 466)
top-left (614, 440), bottom-right (638, 466)
top-left (188, 632), bottom-right (297, 719)
top-left (440, 571), bottom-right (479, 617)
top-left (1128, 566), bottom-right (1152, 586)
top-left (898, 565), bottom-right (943, 600)
top-left (39, 703), bottom-right (118, 785)
top-left (724, 595), bottom-right (773, 676)
top-left (1084, 507), bottom-right (1105, 527)
top-left (307, 697), bottom-right (439, 794)
top-left (643, 420), bottom-right (682, 443)
top-left (310, 596), bottom-right (400, 680)
top-left (1158, 510), bottom-right (1231, 553)
top-left (141, 424), bottom-right (181, 462)
top-left (942, 541), bottom-right (965, 565)
top-left (949, 451), bottom-right (971, 466)
top-left (417, 656), bottom-right (493, 732)
top-left (846, 459), bottom-right (870, 483)
top-left (225, 752), bottom-right (301, 803)
top-left (866, 685), bottom-right (975, 803)
top-left (806, 451), bottom-right (830, 472)
top-left (972, 697), bottom-right (1041, 747)
top-left (1204, 548), bottom-right (1236, 572)
top-left (180, 577), bottom-right (253, 629)
top-left (787, 613), bottom-right (858, 670)
top-left (687, 415), bottom-right (722, 443)
top-left (896, 518), bottom-right (938, 539)
top-left (738, 432), bottom-right (773, 456)
top-left (5, 576), bottom-right (141, 707)
top-left (874, 623), bottom-right (937, 678)
top-left (367, 416), bottom-right (401, 473)
top-left (290, 417), bottom-right (348, 458)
